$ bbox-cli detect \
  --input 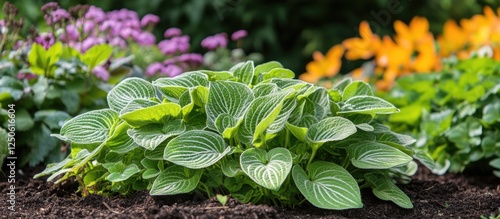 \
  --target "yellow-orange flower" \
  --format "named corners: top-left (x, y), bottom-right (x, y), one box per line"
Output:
top-left (437, 20), bottom-right (467, 57)
top-left (300, 45), bottom-right (344, 83)
top-left (342, 21), bottom-right (381, 60)
top-left (394, 16), bottom-right (430, 50)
